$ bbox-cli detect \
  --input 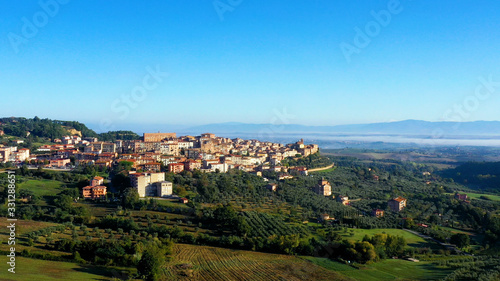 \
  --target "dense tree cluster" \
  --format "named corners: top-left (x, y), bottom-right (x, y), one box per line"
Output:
top-left (98, 130), bottom-right (141, 142)
top-left (281, 152), bottom-right (332, 169)
top-left (0, 117), bottom-right (98, 139)
top-left (440, 161), bottom-right (500, 192)
top-left (316, 233), bottom-right (407, 264)
top-left (439, 256), bottom-right (500, 281)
